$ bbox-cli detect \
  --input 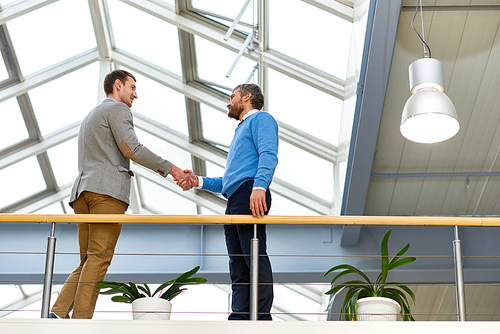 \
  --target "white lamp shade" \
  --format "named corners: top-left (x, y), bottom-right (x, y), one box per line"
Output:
top-left (400, 88), bottom-right (460, 144)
